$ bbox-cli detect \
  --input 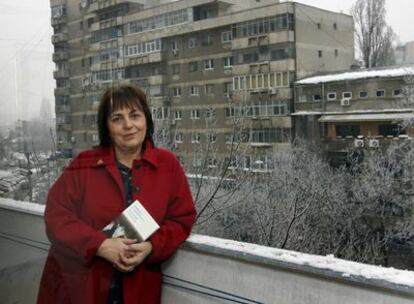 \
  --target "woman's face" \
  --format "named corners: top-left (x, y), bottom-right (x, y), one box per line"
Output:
top-left (107, 103), bottom-right (147, 154)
